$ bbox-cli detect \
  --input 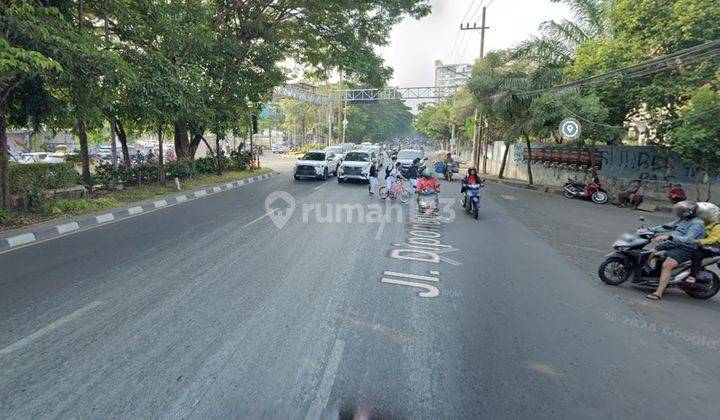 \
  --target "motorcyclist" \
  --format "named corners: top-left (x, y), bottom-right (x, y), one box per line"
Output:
top-left (461, 167), bottom-right (482, 194)
top-left (443, 153), bottom-right (454, 178)
top-left (687, 202), bottom-right (720, 284)
top-left (416, 167), bottom-right (440, 192)
top-left (646, 201), bottom-right (706, 300)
